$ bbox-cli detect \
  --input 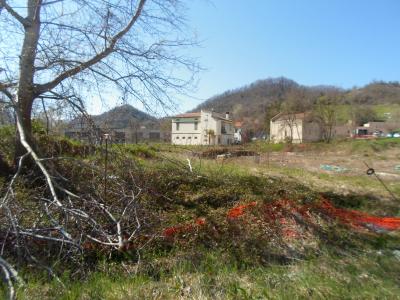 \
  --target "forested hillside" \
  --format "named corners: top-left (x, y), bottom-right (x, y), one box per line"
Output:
top-left (66, 104), bottom-right (159, 130)
top-left (191, 78), bottom-right (400, 133)
top-left (93, 104), bottom-right (156, 128)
